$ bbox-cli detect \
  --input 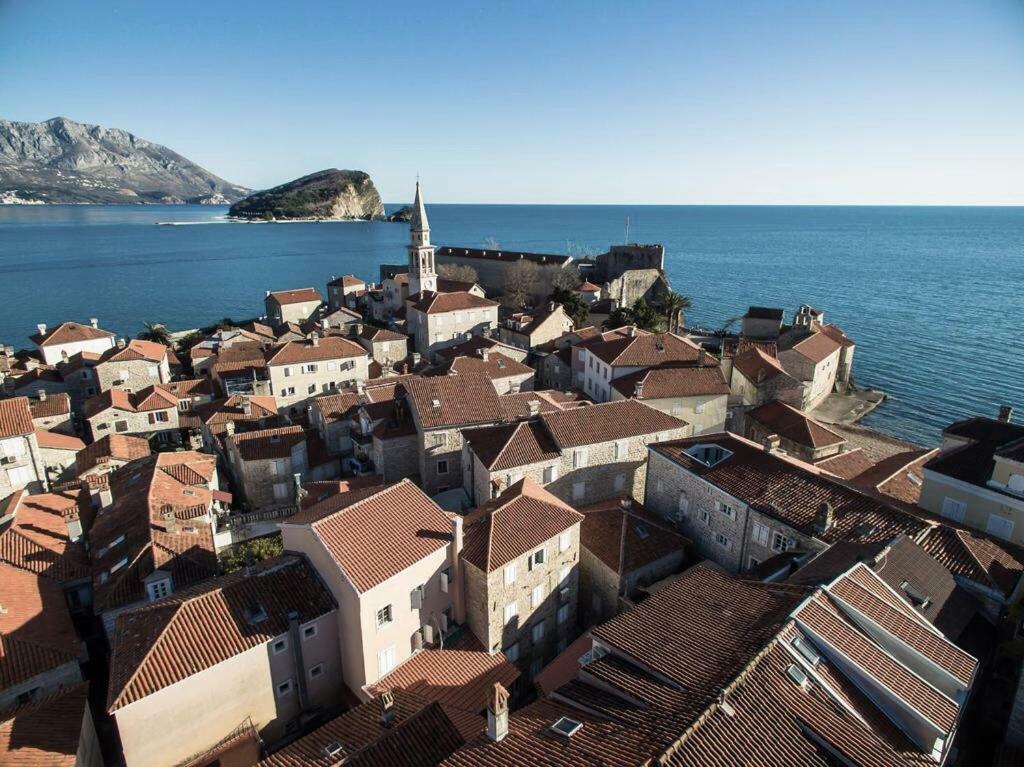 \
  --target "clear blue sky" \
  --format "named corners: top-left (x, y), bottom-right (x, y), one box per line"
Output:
top-left (2, 0), bottom-right (1023, 204)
